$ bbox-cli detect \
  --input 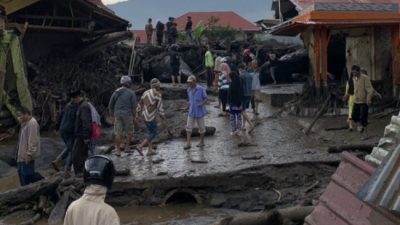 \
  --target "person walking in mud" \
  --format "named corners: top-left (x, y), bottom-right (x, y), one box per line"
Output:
top-left (108, 76), bottom-right (139, 157)
top-left (343, 68), bottom-right (356, 131)
top-left (347, 65), bottom-right (381, 133)
top-left (145, 18), bottom-right (154, 45)
top-left (184, 75), bottom-right (207, 150)
top-left (250, 61), bottom-right (261, 115)
top-left (52, 90), bottom-right (79, 175)
top-left (239, 64), bottom-right (255, 132)
top-left (169, 44), bottom-right (181, 85)
top-left (135, 78), bottom-right (166, 156)
top-left (217, 57), bottom-right (231, 115)
top-left (72, 91), bottom-right (92, 176)
top-left (16, 107), bottom-right (44, 186)
top-left (64, 156), bottom-right (120, 225)
top-left (228, 71), bottom-right (244, 136)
